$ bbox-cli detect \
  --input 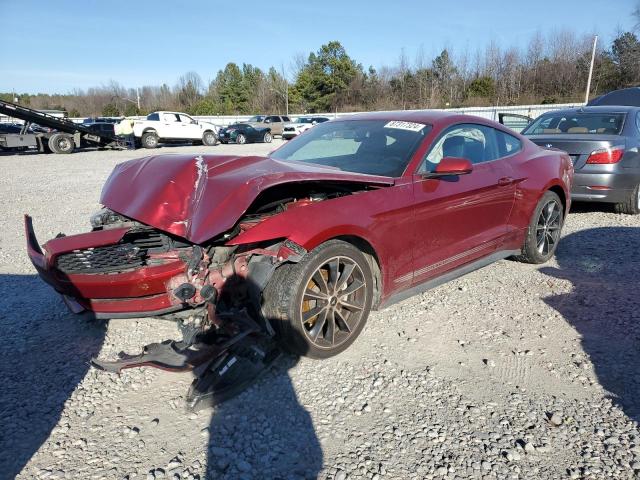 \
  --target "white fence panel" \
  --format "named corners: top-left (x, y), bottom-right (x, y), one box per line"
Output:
top-left (3, 103), bottom-right (582, 126)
